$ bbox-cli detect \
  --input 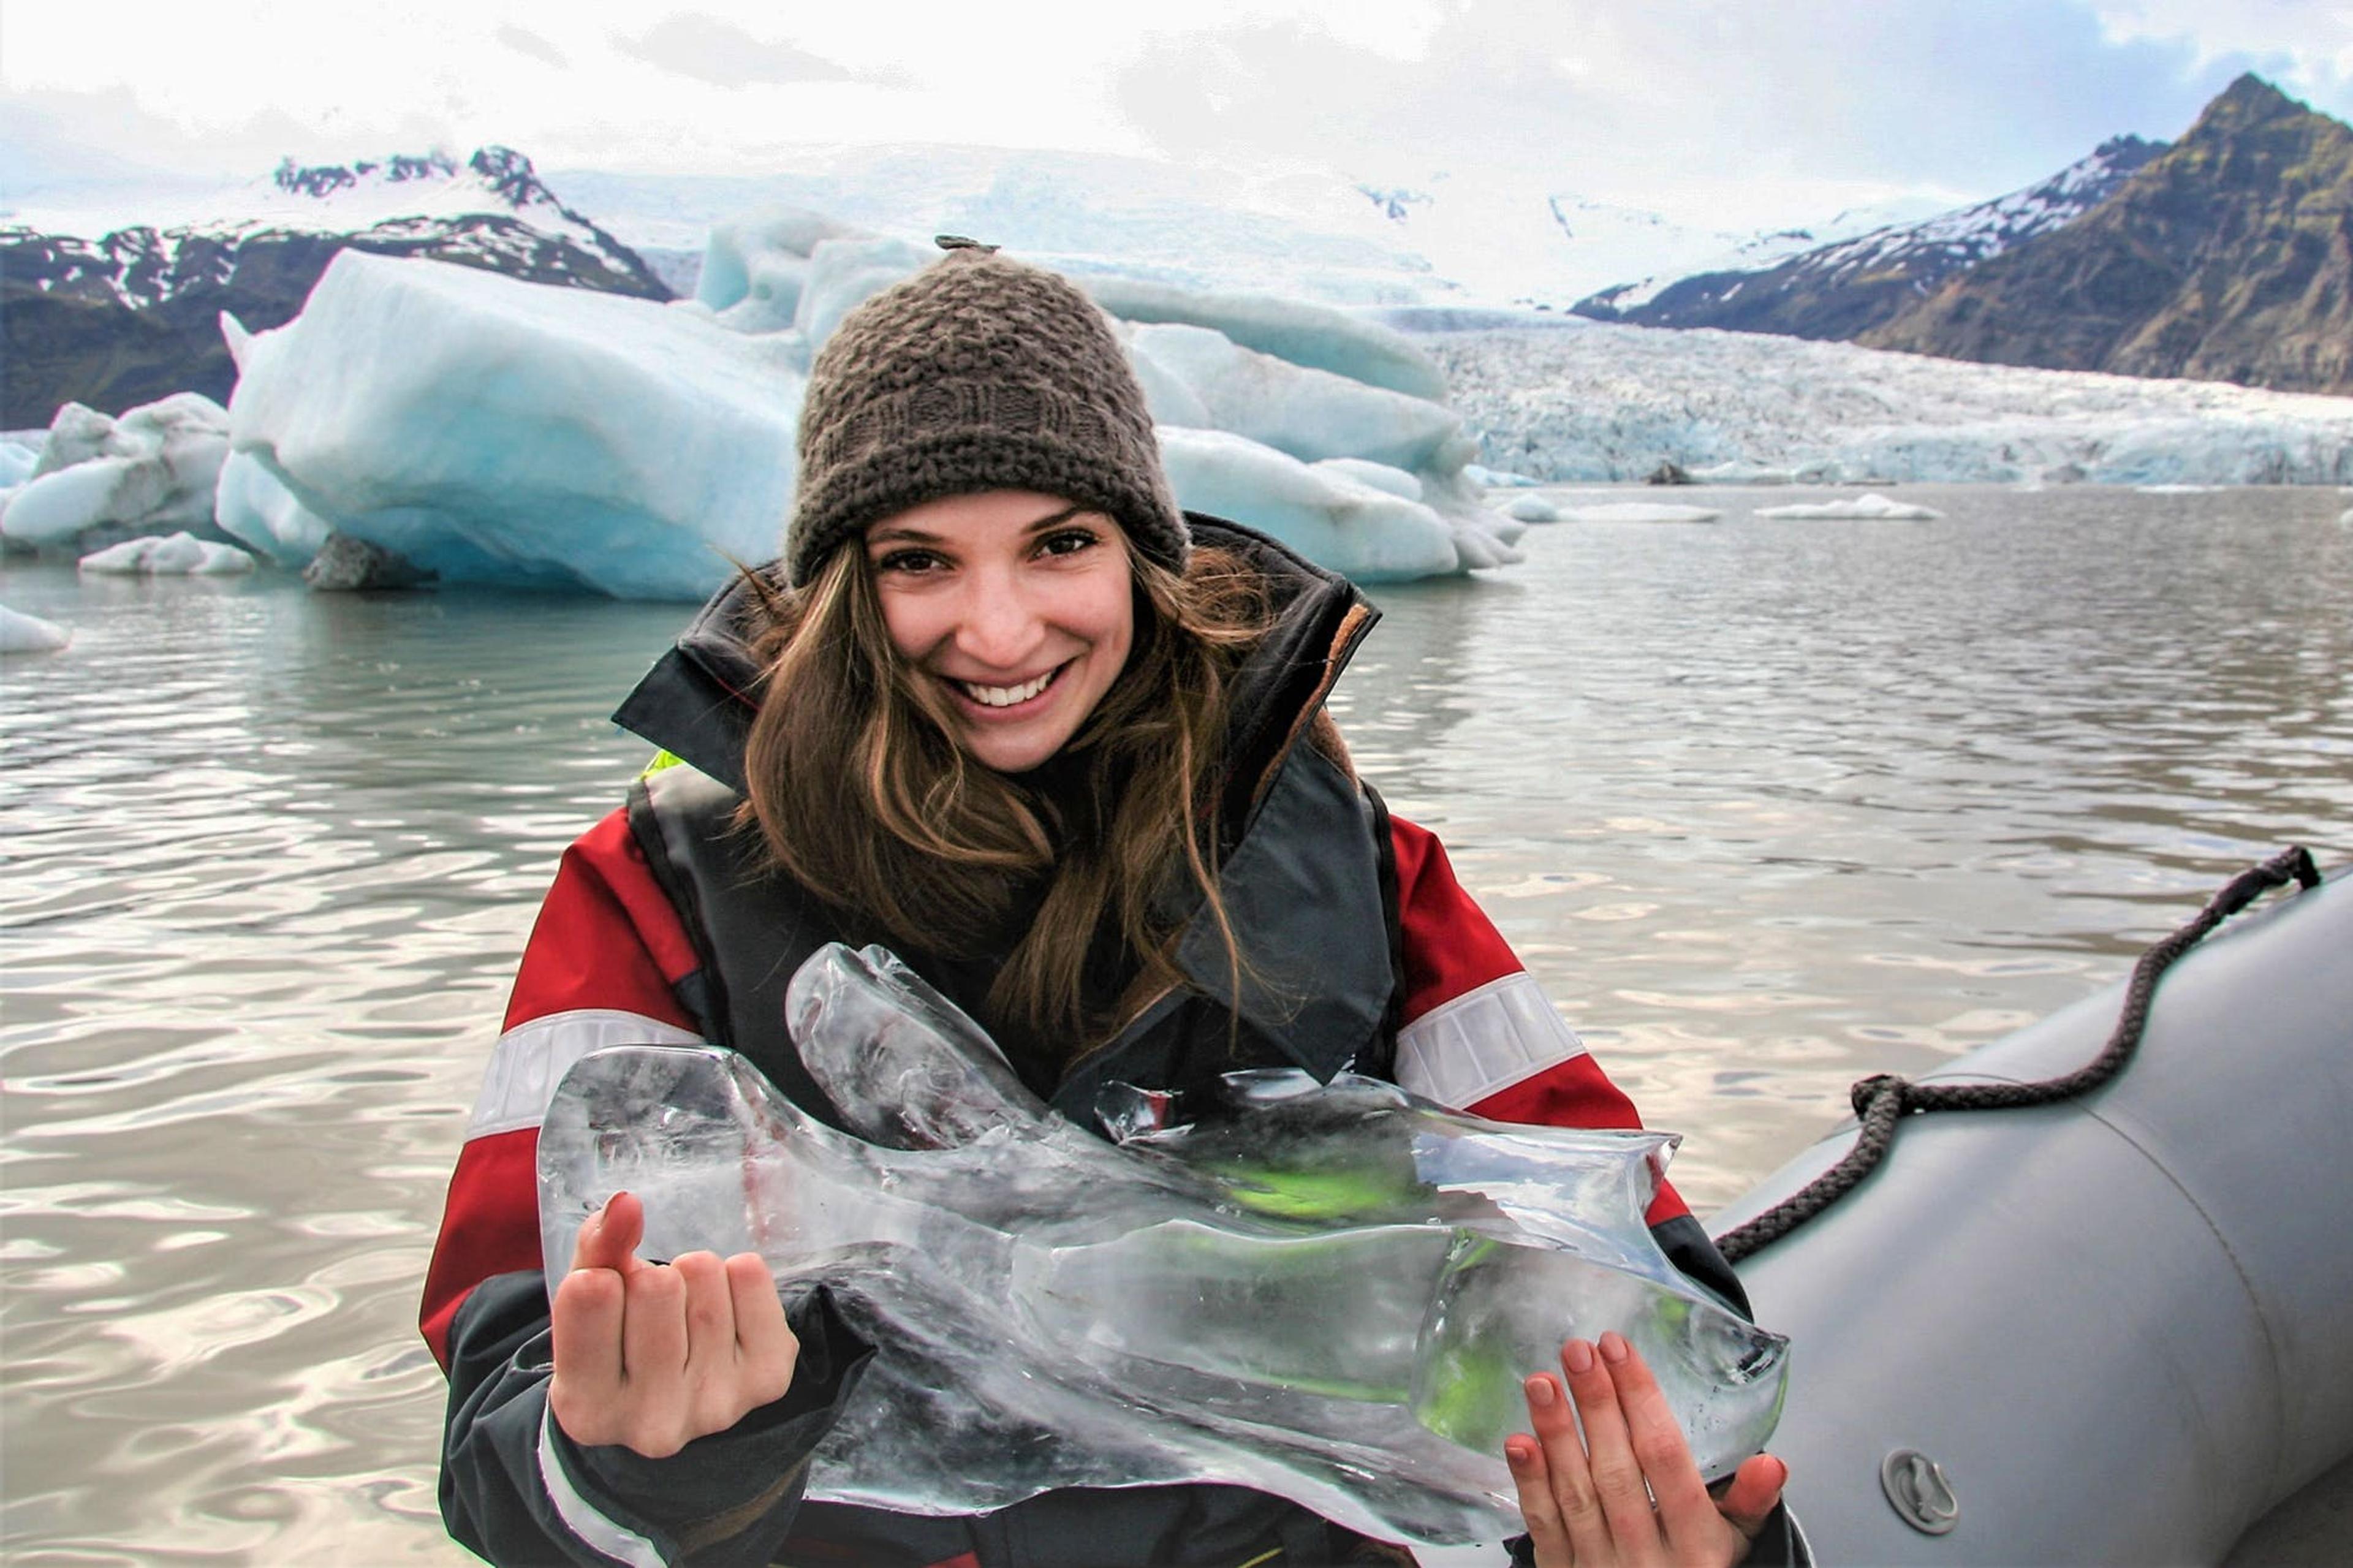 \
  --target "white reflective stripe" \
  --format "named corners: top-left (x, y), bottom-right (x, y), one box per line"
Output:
top-left (468, 1010), bottom-right (705, 1138)
top-left (537, 1403), bottom-right (670, 1568)
top-left (1395, 971), bottom-right (1588, 1110)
